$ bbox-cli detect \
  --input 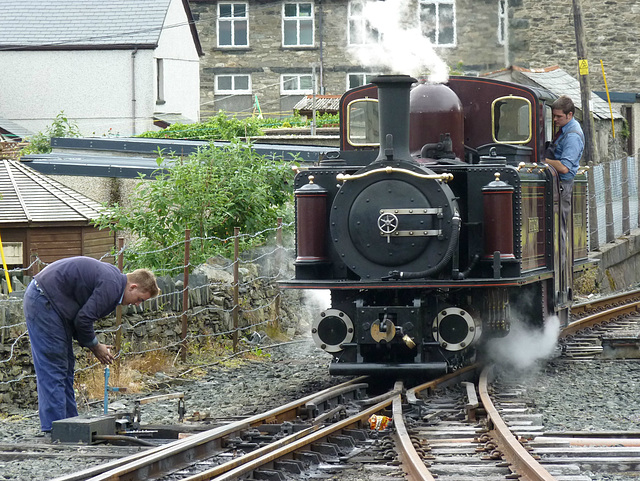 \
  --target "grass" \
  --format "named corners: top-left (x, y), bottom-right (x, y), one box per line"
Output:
top-left (74, 335), bottom-right (275, 402)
